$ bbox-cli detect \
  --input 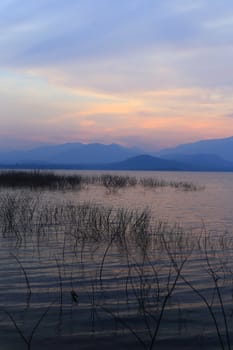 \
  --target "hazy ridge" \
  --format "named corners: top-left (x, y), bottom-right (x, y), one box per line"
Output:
top-left (0, 136), bottom-right (233, 171)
